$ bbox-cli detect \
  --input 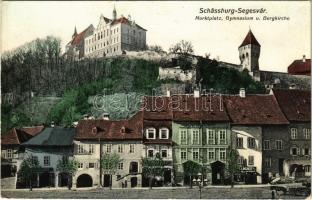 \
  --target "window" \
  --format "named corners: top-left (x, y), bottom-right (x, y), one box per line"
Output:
top-left (78, 163), bottom-right (83, 168)
top-left (6, 149), bottom-right (13, 158)
top-left (89, 144), bottom-right (95, 154)
top-left (236, 137), bottom-right (243, 148)
top-left (192, 130), bottom-right (200, 145)
top-left (146, 128), bottom-right (156, 139)
top-left (304, 165), bottom-right (311, 173)
top-left (180, 129), bottom-right (187, 145)
top-left (118, 162), bottom-right (123, 170)
top-left (78, 144), bottom-right (84, 154)
top-left (32, 156), bottom-right (38, 165)
top-left (43, 156), bottom-right (50, 166)
top-left (263, 140), bottom-right (270, 150)
top-left (193, 149), bottom-right (199, 160)
top-left (291, 147), bottom-right (299, 156)
top-left (148, 149), bottom-right (154, 157)
top-left (219, 148), bottom-right (226, 160)
top-left (276, 140), bottom-right (283, 150)
top-left (291, 128), bottom-right (298, 139)
top-left (207, 130), bottom-right (215, 144)
top-left (238, 156), bottom-right (244, 166)
top-left (304, 148), bottom-right (310, 156)
top-left (106, 144), bottom-right (112, 153)
top-left (247, 137), bottom-right (256, 148)
top-left (181, 149), bottom-right (187, 160)
top-left (208, 148), bottom-right (215, 160)
top-left (265, 157), bottom-right (272, 167)
top-left (219, 130), bottom-right (227, 144)
top-left (89, 163), bottom-right (95, 168)
top-left (160, 128), bottom-right (169, 139)
top-left (118, 144), bottom-right (123, 153)
top-left (248, 156), bottom-right (254, 165)
top-left (161, 150), bottom-right (167, 158)
top-left (130, 144), bottom-right (135, 153)
top-left (304, 128), bottom-right (311, 139)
